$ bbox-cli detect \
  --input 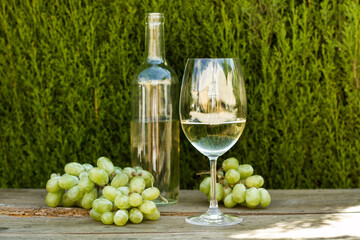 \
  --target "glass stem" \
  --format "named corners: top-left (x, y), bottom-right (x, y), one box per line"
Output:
top-left (209, 157), bottom-right (218, 209)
